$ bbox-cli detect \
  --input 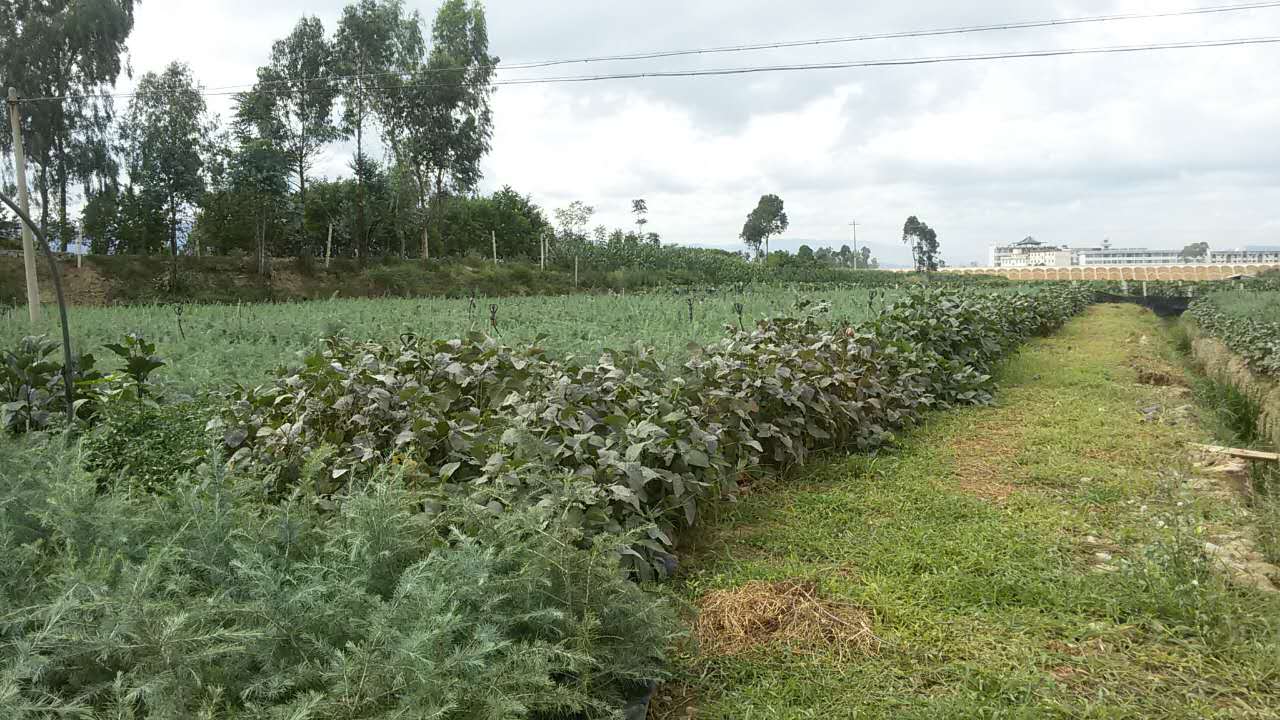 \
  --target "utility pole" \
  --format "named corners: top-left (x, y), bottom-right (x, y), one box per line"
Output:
top-left (848, 219), bottom-right (860, 268)
top-left (8, 88), bottom-right (40, 323)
